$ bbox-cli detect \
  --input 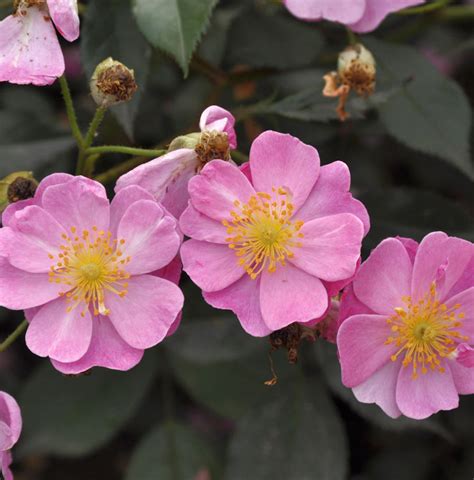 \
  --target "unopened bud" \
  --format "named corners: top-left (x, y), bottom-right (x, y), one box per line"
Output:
top-left (337, 43), bottom-right (376, 97)
top-left (90, 58), bottom-right (138, 108)
top-left (0, 172), bottom-right (37, 212)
